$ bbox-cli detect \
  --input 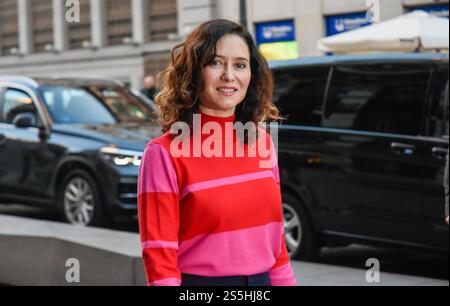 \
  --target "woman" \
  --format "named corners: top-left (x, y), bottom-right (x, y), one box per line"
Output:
top-left (138, 19), bottom-right (297, 286)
